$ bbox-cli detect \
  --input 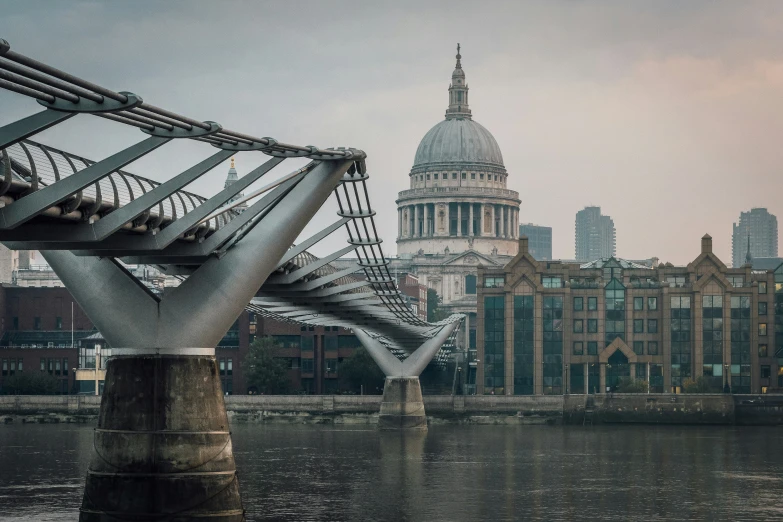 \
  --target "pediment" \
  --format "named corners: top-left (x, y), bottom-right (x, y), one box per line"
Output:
top-left (443, 250), bottom-right (500, 266)
top-left (693, 272), bottom-right (730, 292)
top-left (599, 337), bottom-right (637, 363)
